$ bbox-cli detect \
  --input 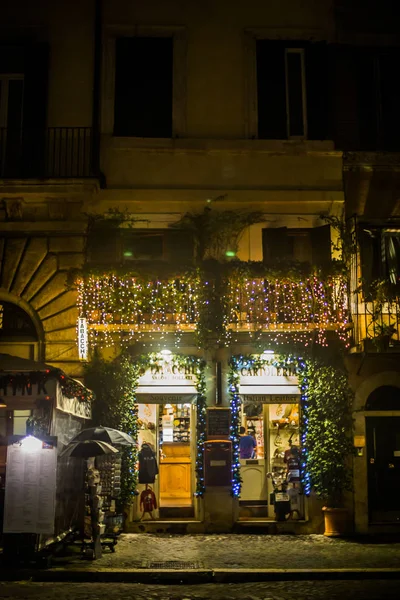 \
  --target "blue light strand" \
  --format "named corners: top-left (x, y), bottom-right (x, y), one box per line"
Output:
top-left (228, 353), bottom-right (311, 498)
